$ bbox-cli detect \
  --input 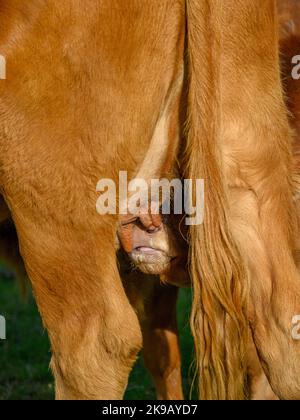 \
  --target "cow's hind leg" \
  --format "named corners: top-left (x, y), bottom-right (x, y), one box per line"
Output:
top-left (220, 1), bottom-right (300, 399)
top-left (12, 215), bottom-right (142, 400)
